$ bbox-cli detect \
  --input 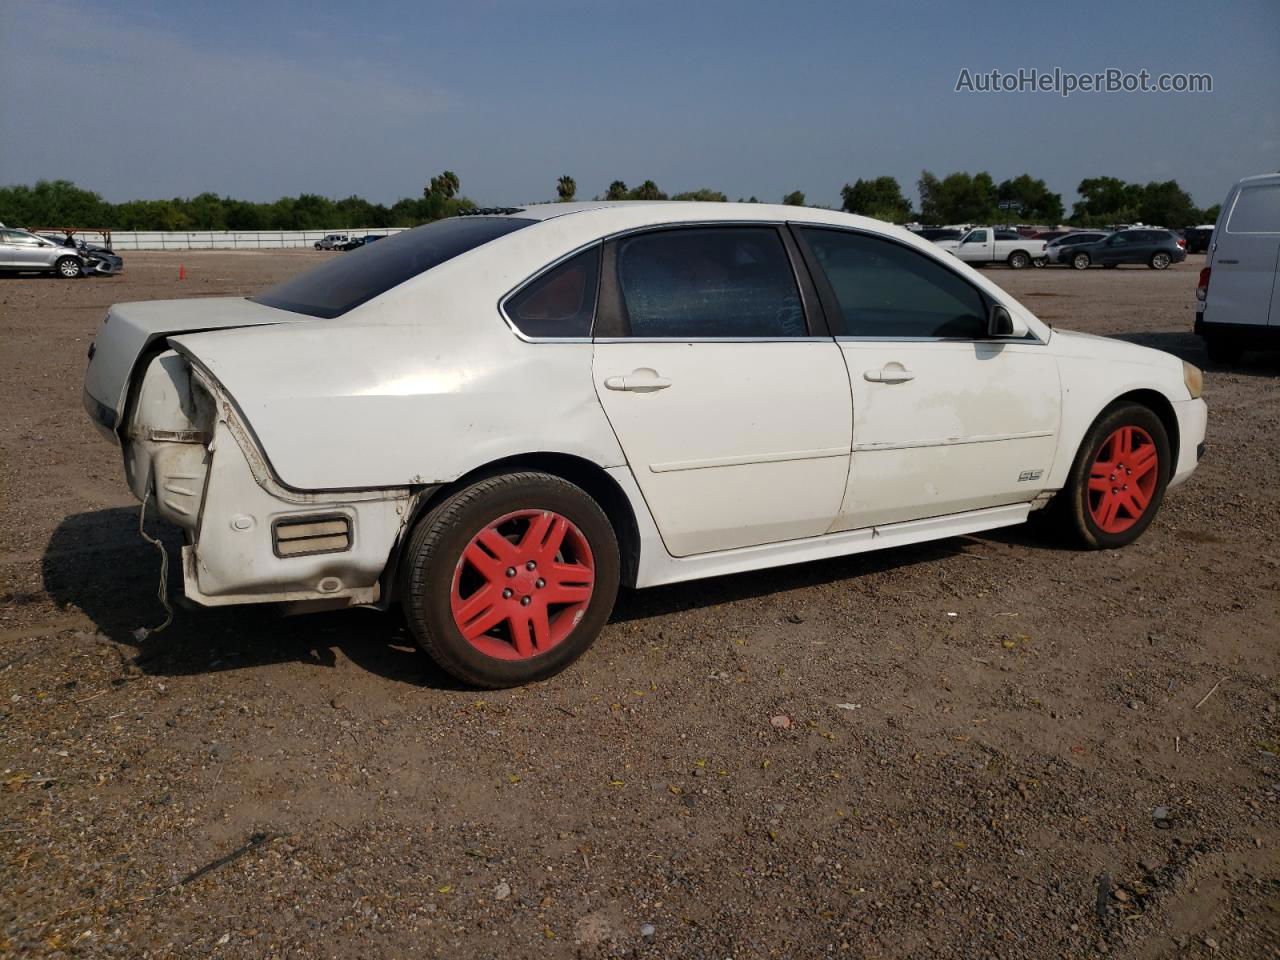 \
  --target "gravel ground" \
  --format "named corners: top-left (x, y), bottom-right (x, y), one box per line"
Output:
top-left (1, 251), bottom-right (1277, 959)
